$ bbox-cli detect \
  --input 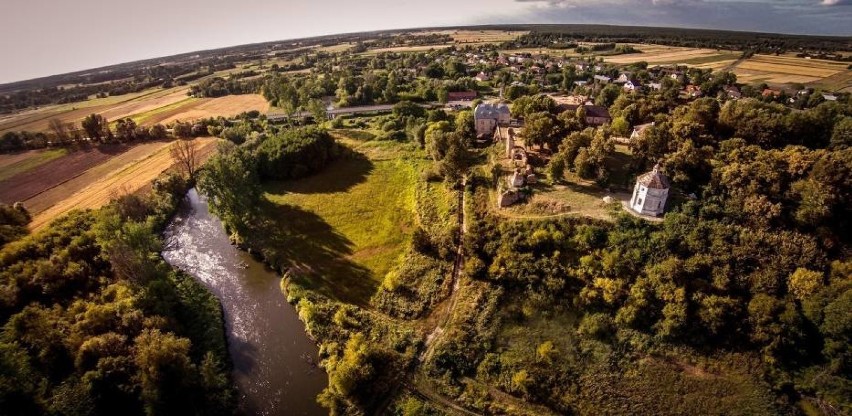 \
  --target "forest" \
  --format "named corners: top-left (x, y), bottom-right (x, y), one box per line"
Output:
top-left (0, 172), bottom-right (234, 415)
